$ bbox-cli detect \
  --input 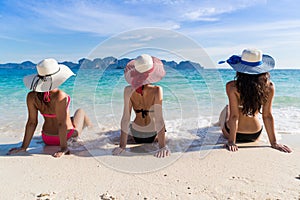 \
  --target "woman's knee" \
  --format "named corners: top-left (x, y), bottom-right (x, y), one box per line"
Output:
top-left (75, 108), bottom-right (85, 115)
